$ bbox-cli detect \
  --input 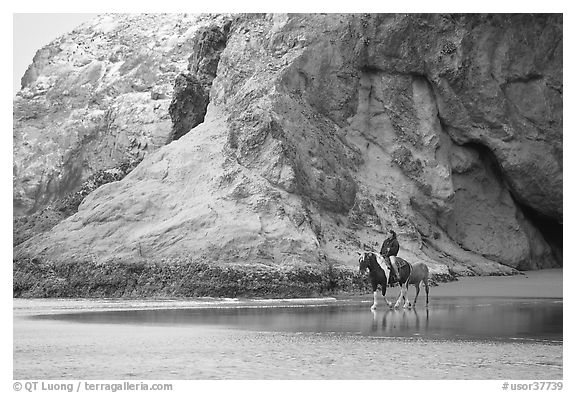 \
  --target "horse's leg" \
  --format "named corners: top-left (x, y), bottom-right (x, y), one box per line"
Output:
top-left (371, 290), bottom-right (378, 311)
top-left (371, 287), bottom-right (380, 311)
top-left (394, 282), bottom-right (405, 308)
top-left (424, 279), bottom-right (430, 307)
top-left (381, 284), bottom-right (392, 308)
top-left (413, 281), bottom-right (421, 307)
top-left (370, 281), bottom-right (379, 310)
top-left (403, 281), bottom-right (411, 308)
top-left (406, 284), bottom-right (416, 308)
top-left (402, 282), bottom-right (409, 308)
